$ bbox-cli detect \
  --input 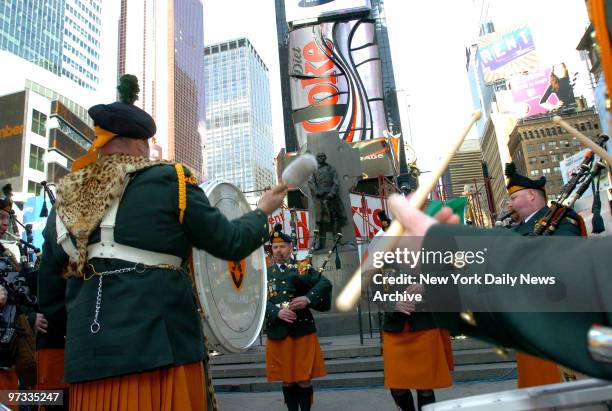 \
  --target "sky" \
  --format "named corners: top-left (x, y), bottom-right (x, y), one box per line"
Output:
top-left (98, 0), bottom-right (592, 175)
